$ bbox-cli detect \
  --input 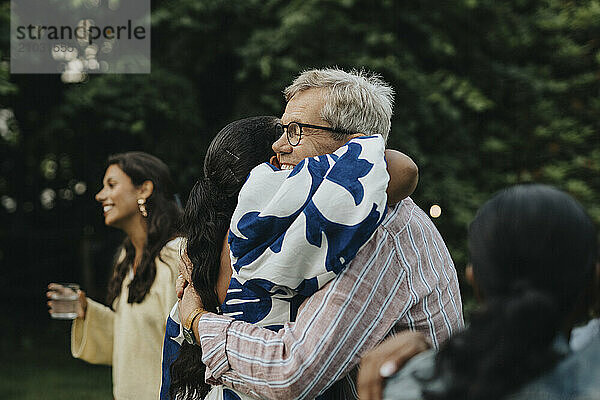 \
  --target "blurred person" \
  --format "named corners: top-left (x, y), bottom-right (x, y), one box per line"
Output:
top-left (47, 151), bottom-right (183, 400)
top-left (163, 116), bottom-right (282, 400)
top-left (570, 315), bottom-right (600, 351)
top-left (569, 255), bottom-right (600, 351)
top-left (164, 116), bottom-right (419, 399)
top-left (358, 184), bottom-right (599, 400)
top-left (178, 68), bottom-right (463, 399)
